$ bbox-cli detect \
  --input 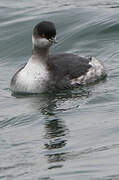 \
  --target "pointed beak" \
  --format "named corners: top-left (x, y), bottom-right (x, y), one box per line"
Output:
top-left (49, 37), bottom-right (58, 44)
top-left (53, 37), bottom-right (58, 44)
